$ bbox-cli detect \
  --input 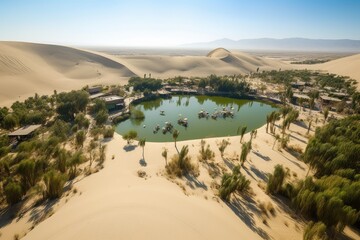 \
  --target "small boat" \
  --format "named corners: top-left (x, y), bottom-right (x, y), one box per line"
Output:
top-left (178, 117), bottom-right (188, 127)
top-left (160, 110), bottom-right (165, 115)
